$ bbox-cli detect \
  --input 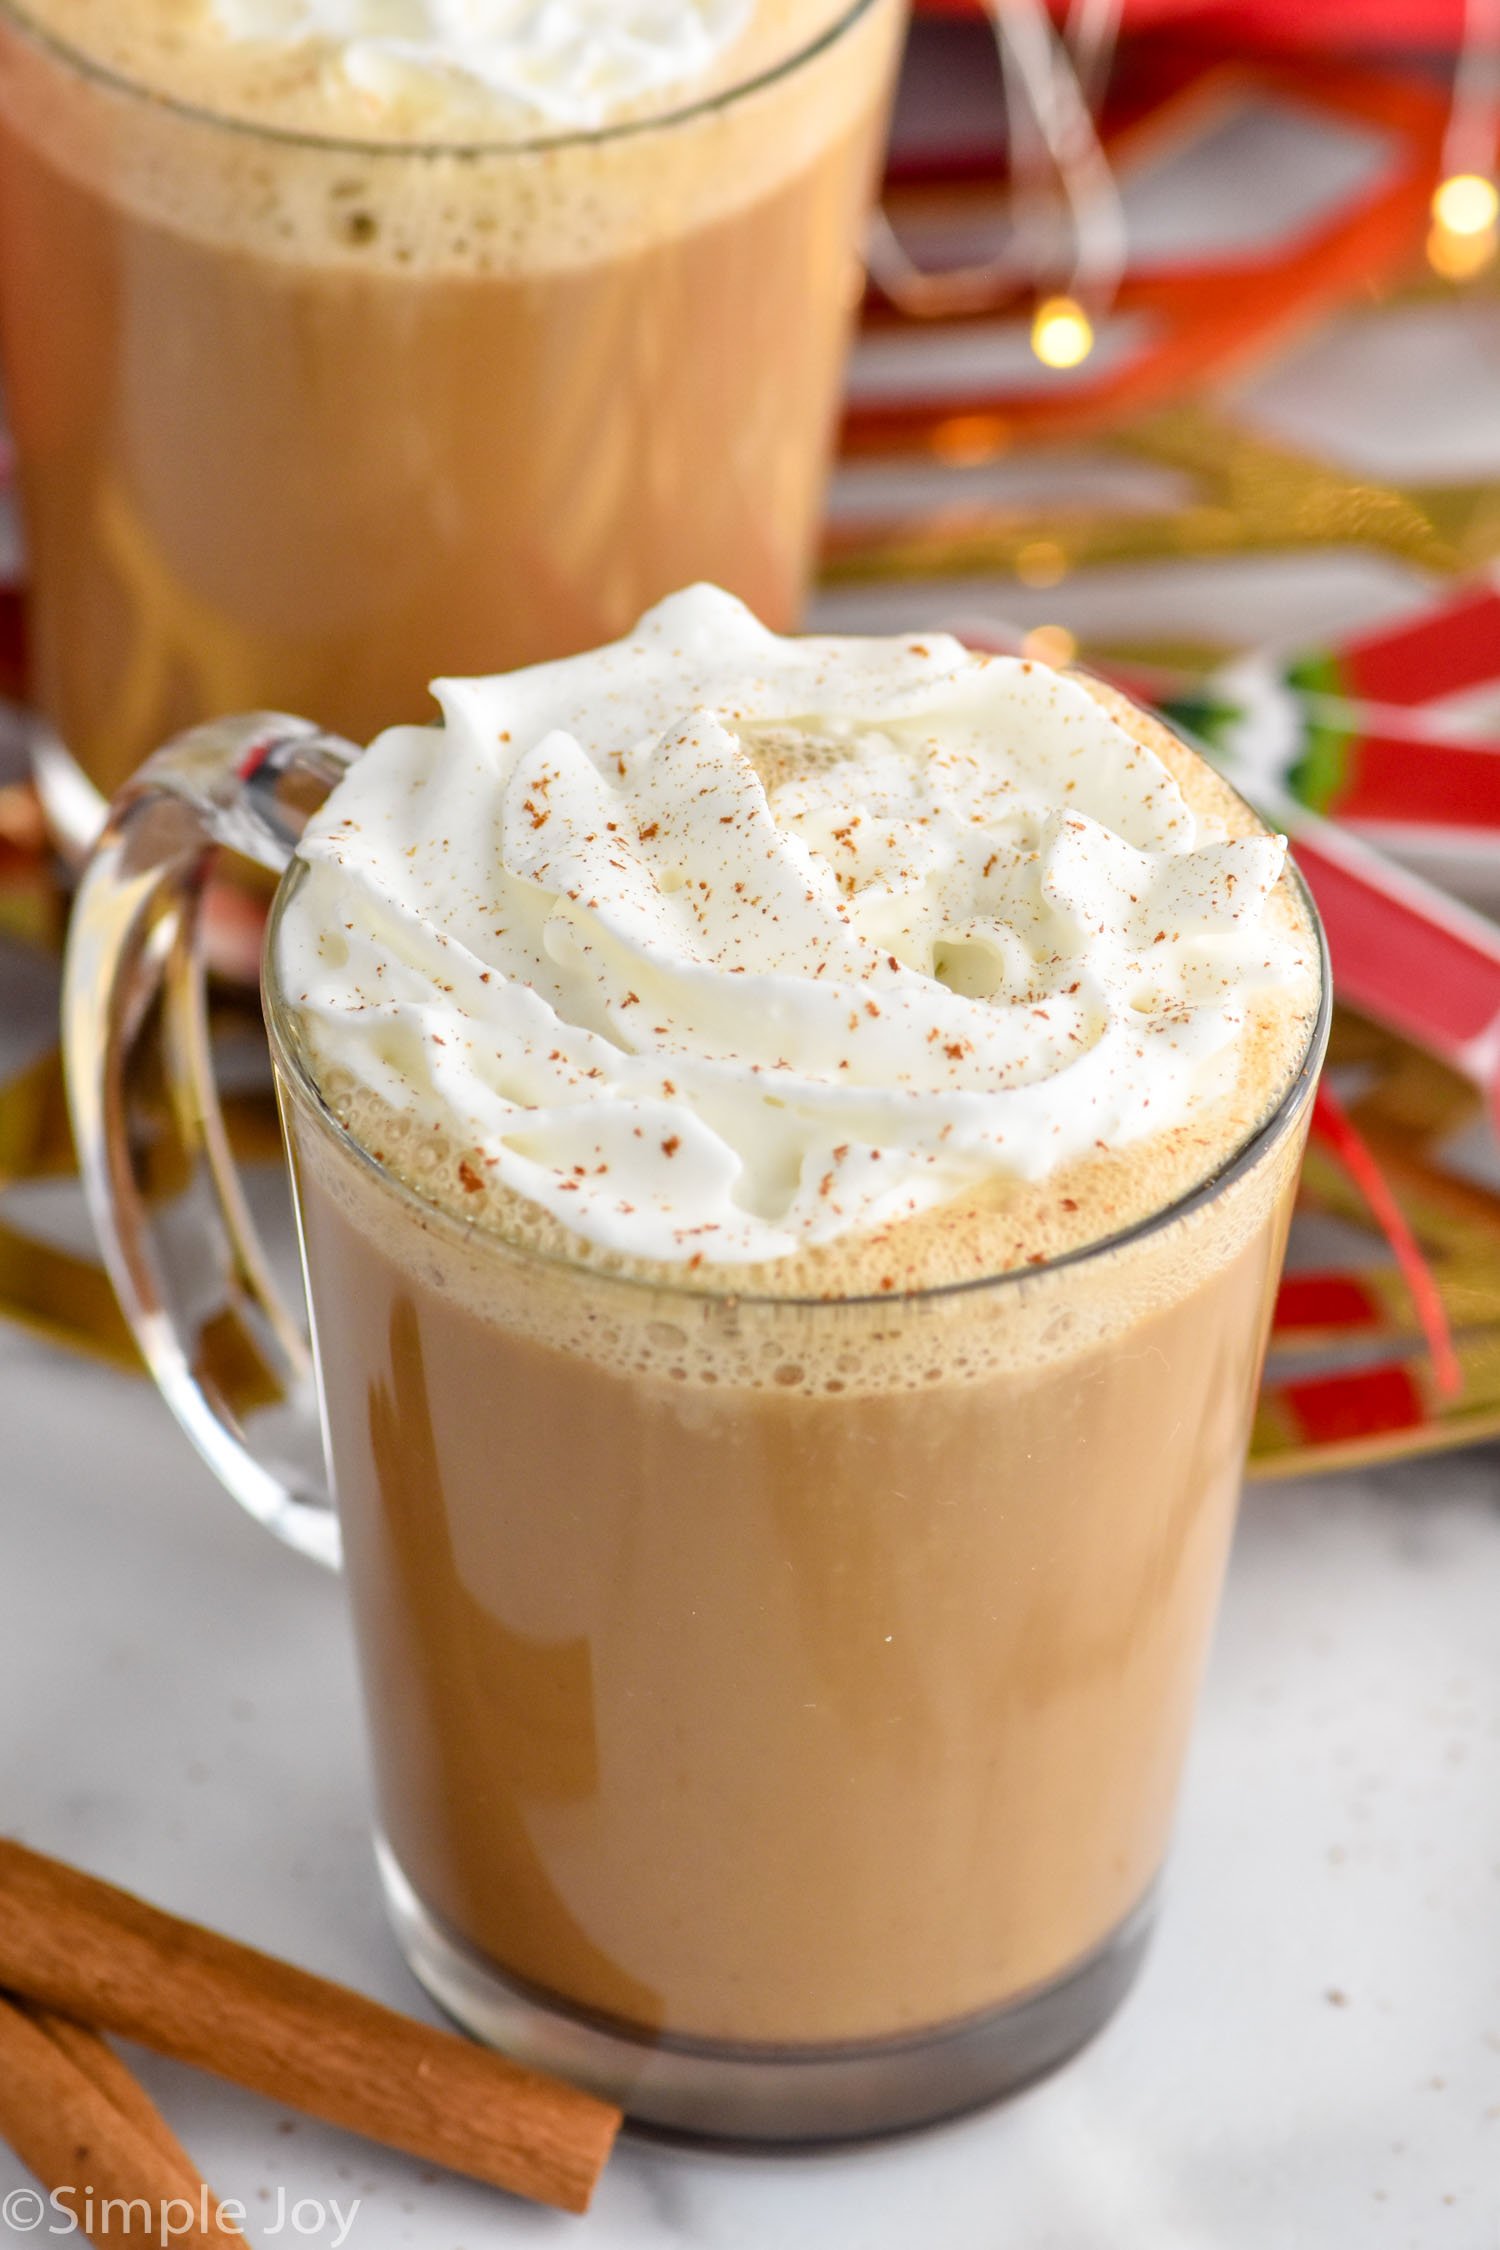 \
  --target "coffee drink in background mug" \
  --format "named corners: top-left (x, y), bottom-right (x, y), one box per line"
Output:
top-left (65, 588), bottom-right (1327, 2138)
top-left (0, 0), bottom-right (901, 849)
